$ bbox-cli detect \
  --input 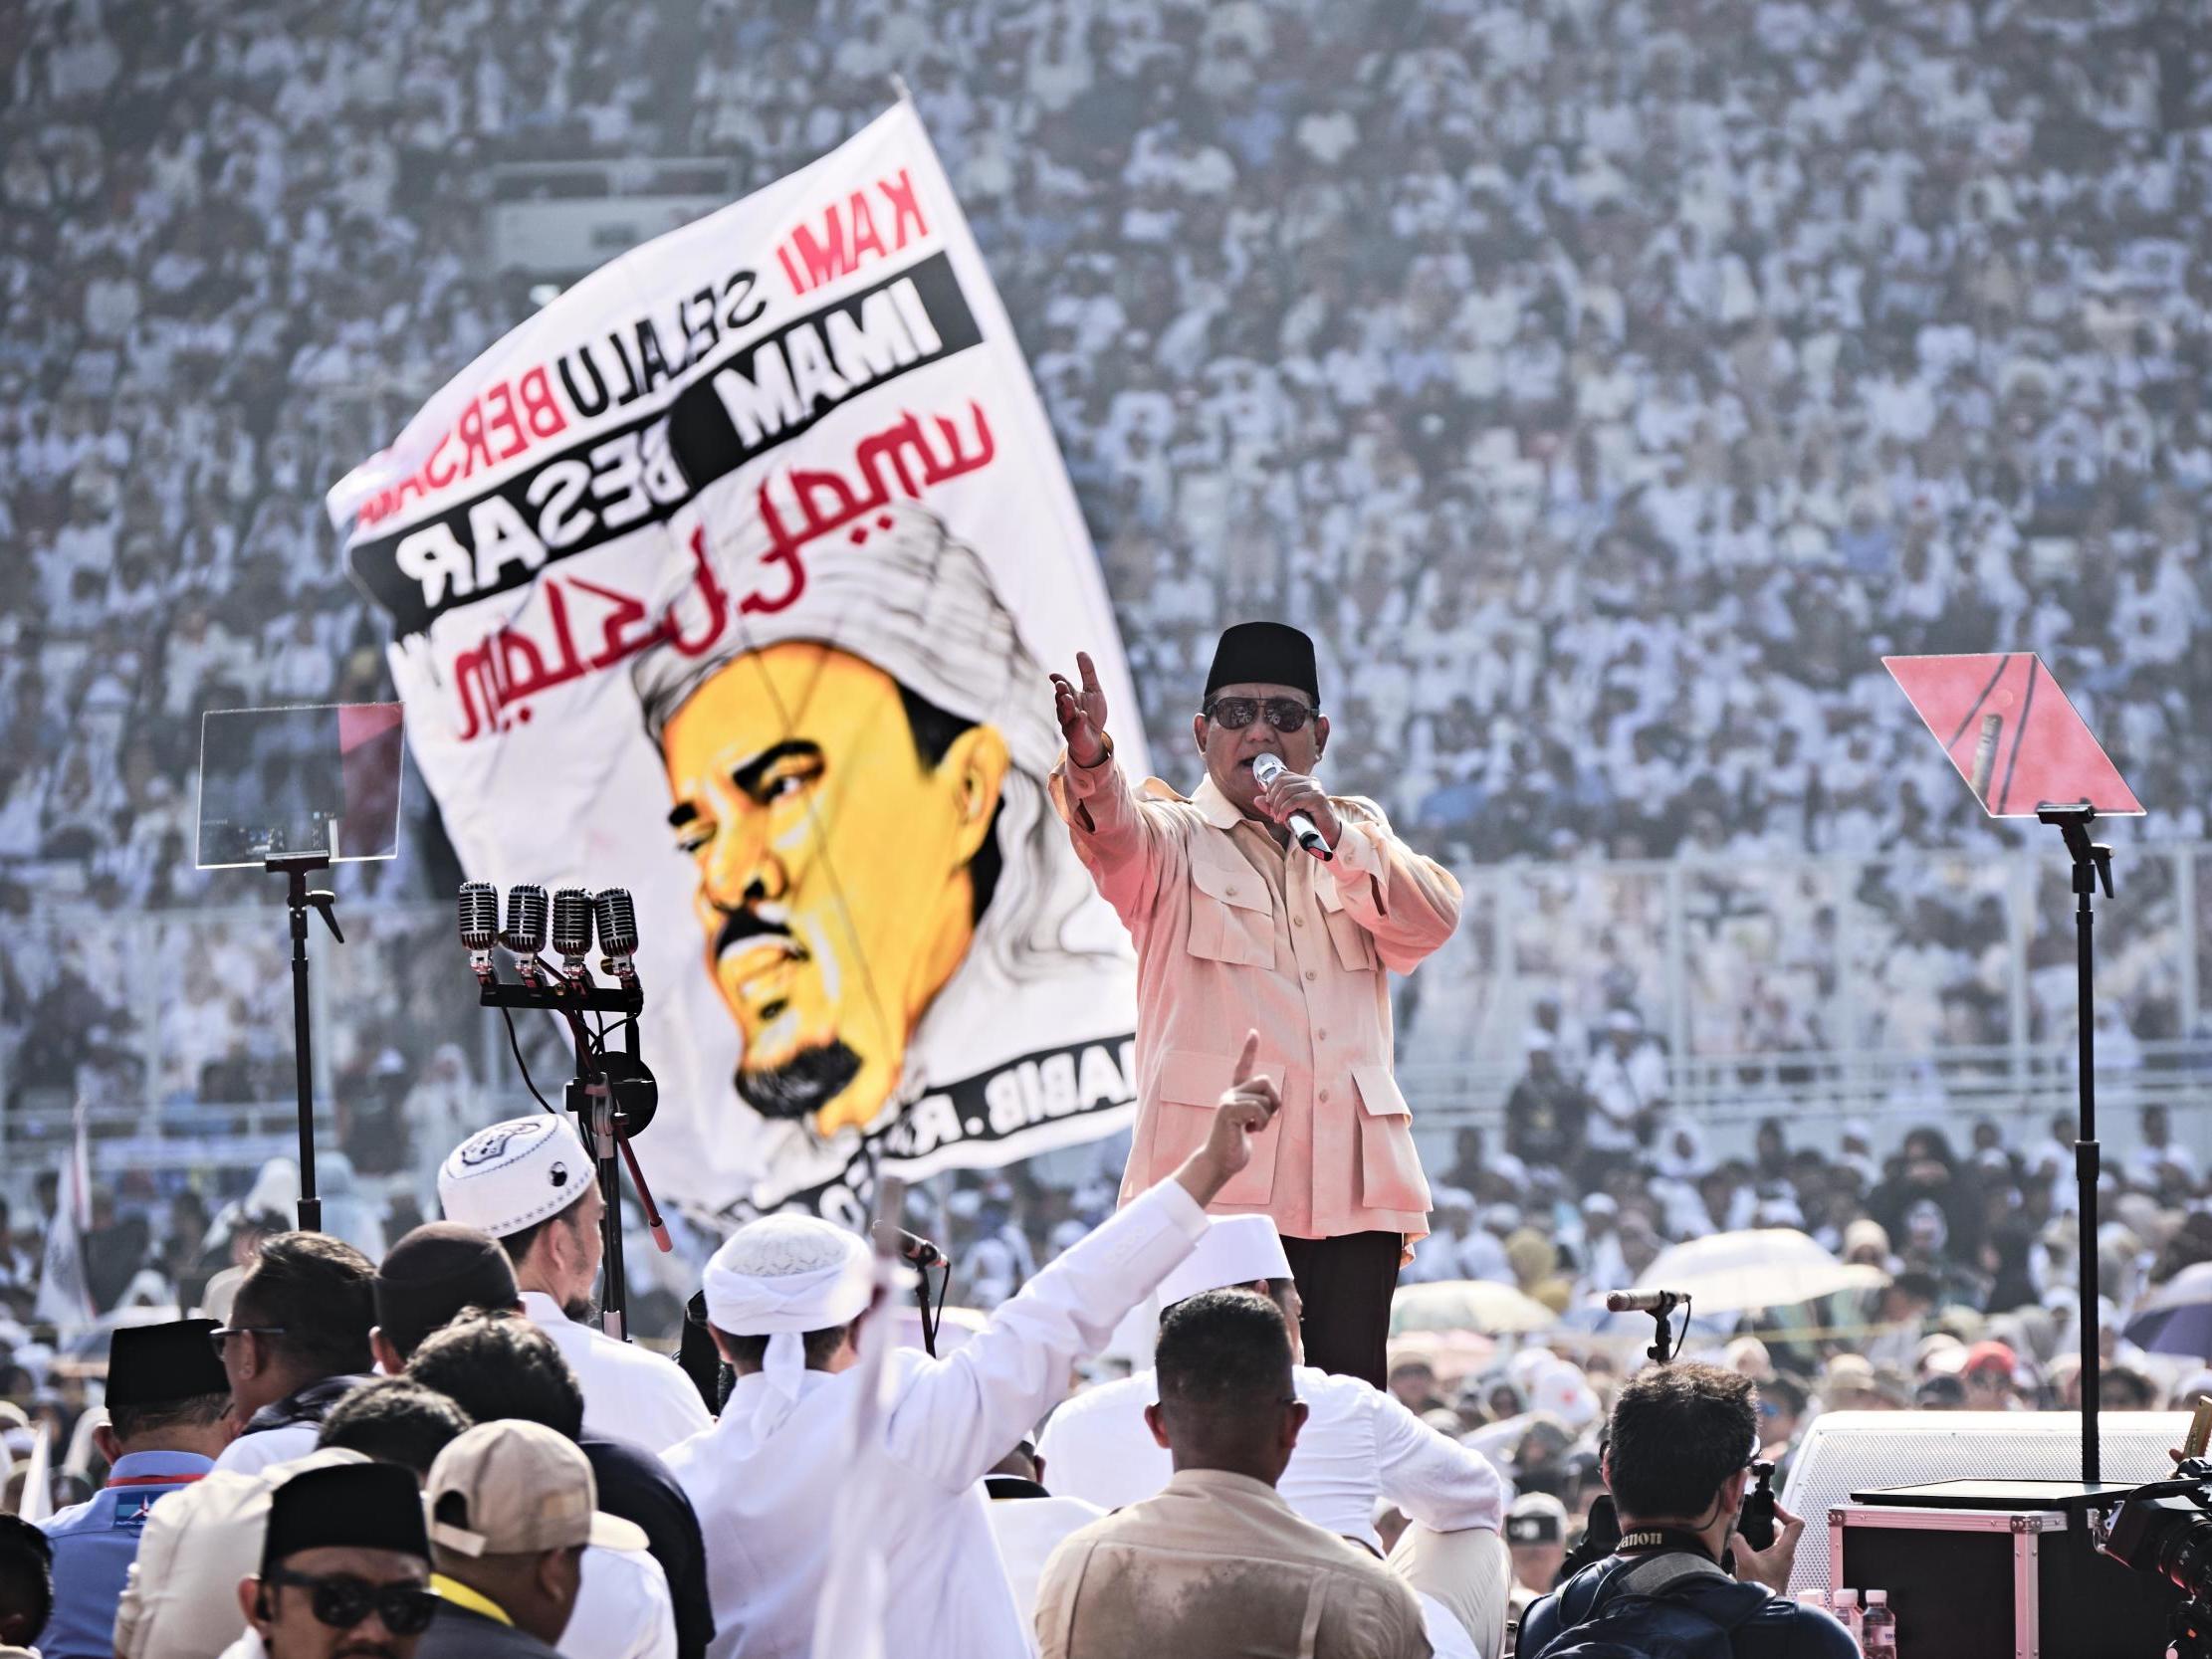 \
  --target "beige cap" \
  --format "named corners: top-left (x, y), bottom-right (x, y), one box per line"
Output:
top-left (425, 1420), bottom-right (647, 1557)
